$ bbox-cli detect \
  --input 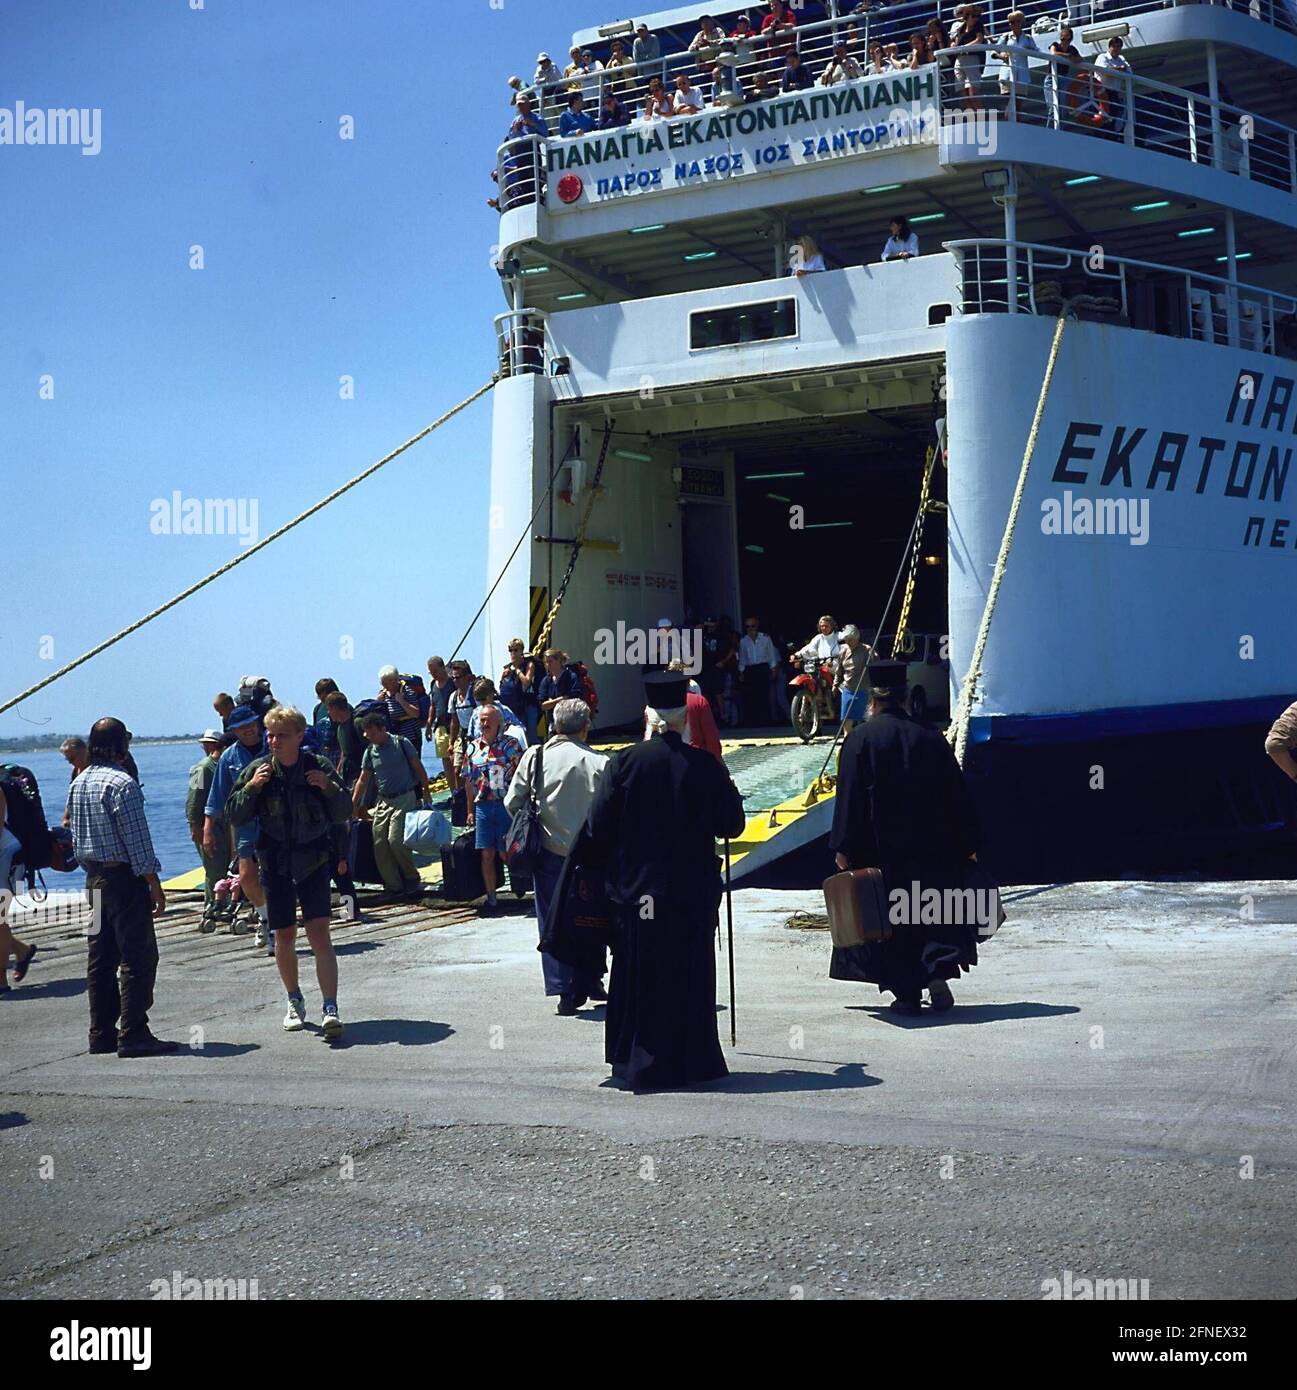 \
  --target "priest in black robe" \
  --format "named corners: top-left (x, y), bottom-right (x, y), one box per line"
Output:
top-left (828, 661), bottom-right (982, 1014)
top-left (584, 671), bottom-right (746, 1090)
